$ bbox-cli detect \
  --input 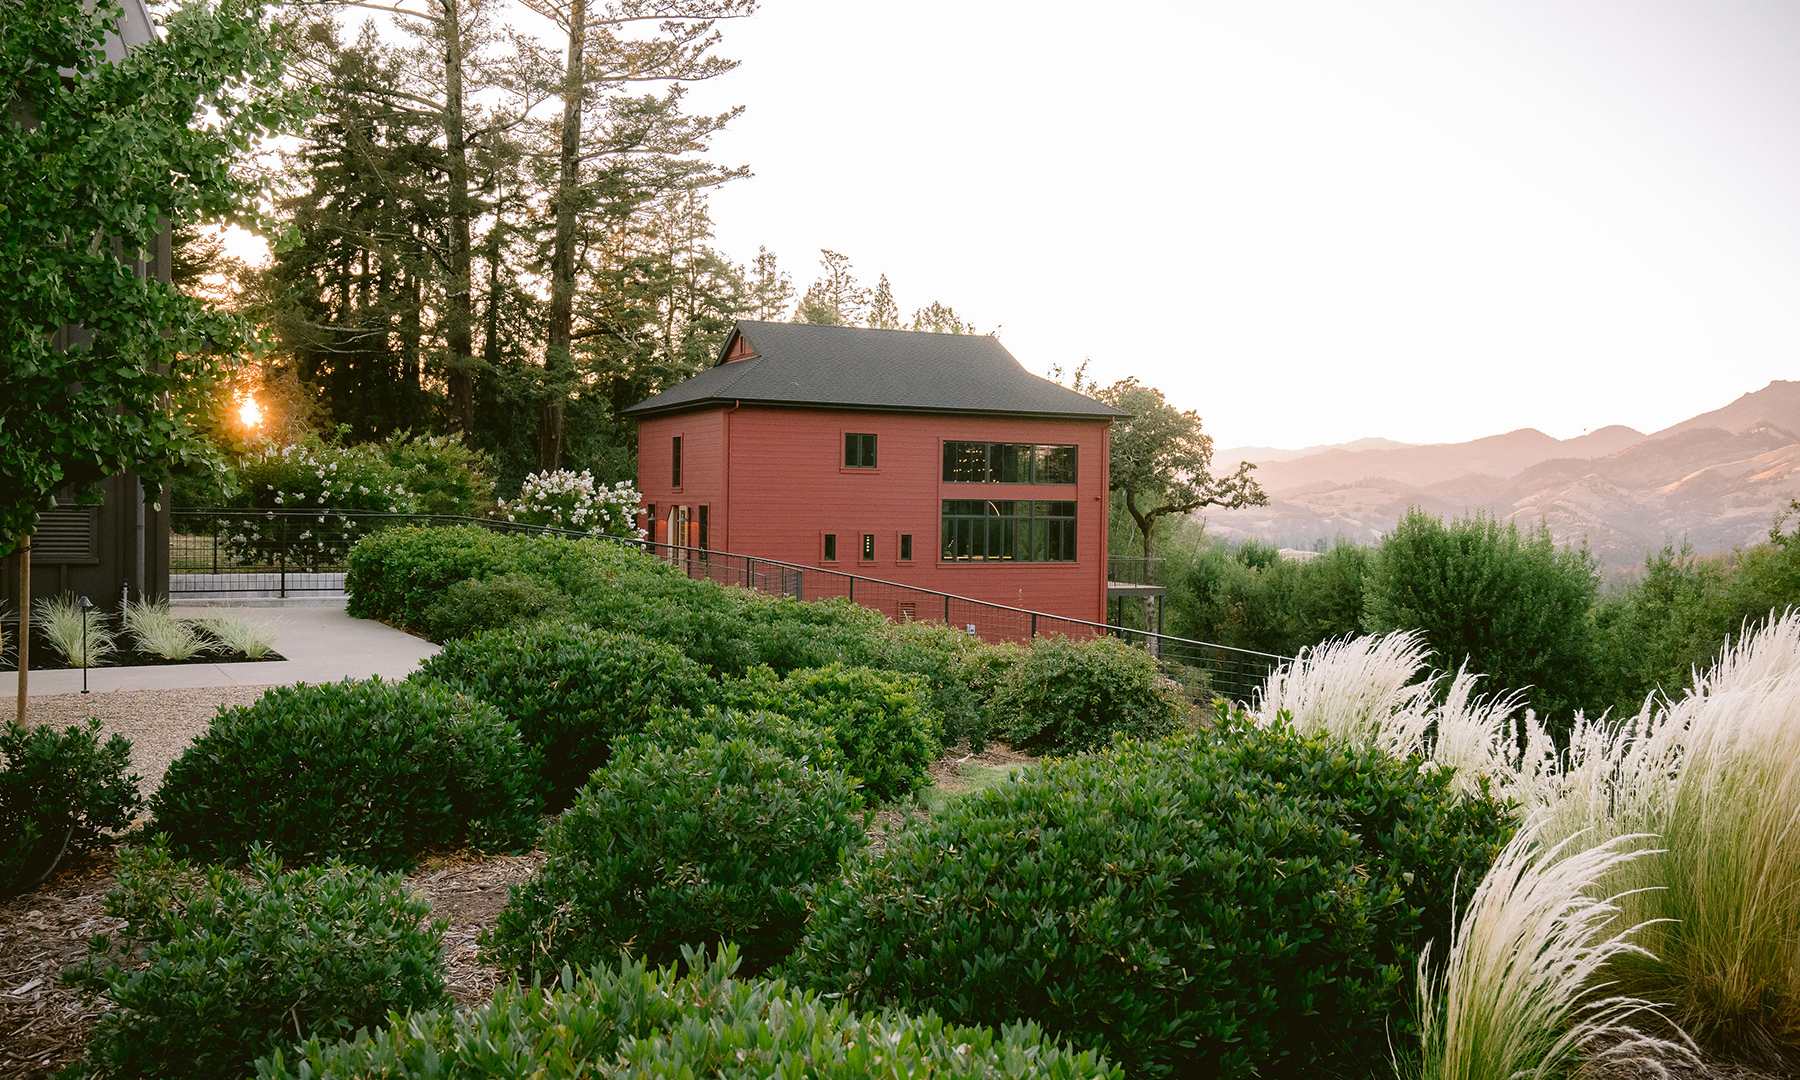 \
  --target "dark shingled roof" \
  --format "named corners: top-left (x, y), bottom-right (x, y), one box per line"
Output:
top-left (622, 321), bottom-right (1128, 420)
